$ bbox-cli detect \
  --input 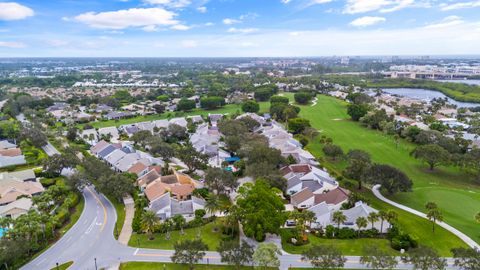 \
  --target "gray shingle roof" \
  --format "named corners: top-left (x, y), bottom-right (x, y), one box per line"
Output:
top-left (171, 199), bottom-right (194, 216)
